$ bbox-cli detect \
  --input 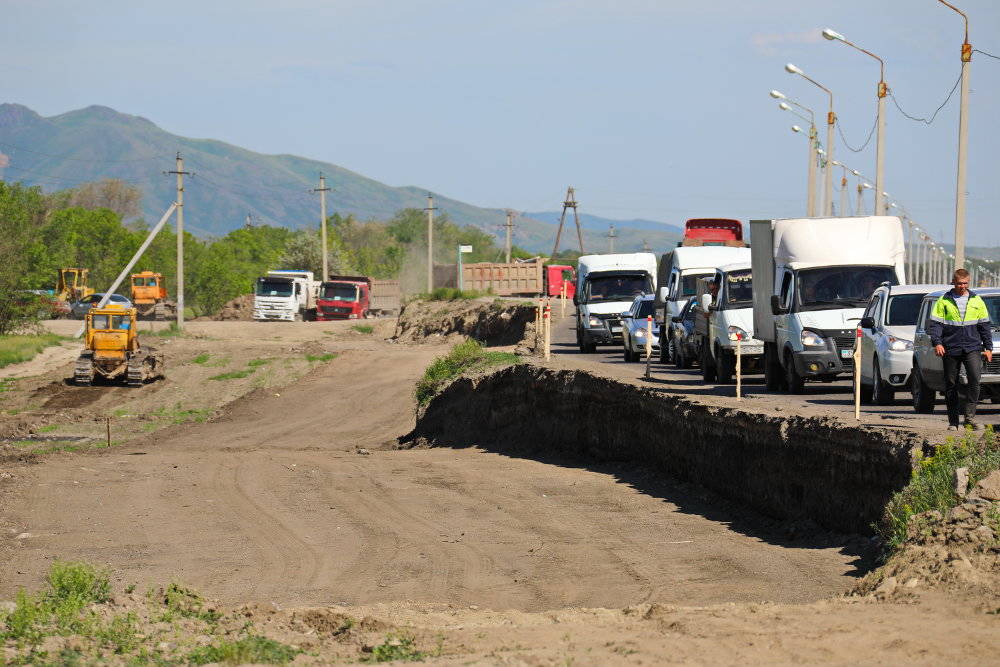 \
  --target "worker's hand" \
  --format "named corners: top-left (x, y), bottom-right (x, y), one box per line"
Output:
top-left (934, 344), bottom-right (946, 357)
top-left (985, 350), bottom-right (993, 363)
